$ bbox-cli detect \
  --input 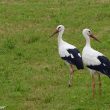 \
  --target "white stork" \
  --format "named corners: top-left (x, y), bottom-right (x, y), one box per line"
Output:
top-left (50, 25), bottom-right (84, 87)
top-left (82, 28), bottom-right (110, 97)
